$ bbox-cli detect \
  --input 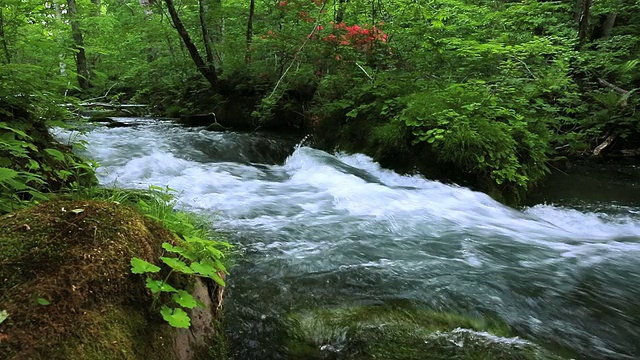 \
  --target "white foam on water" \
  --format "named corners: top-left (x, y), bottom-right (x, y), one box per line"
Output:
top-left (57, 123), bottom-right (640, 266)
